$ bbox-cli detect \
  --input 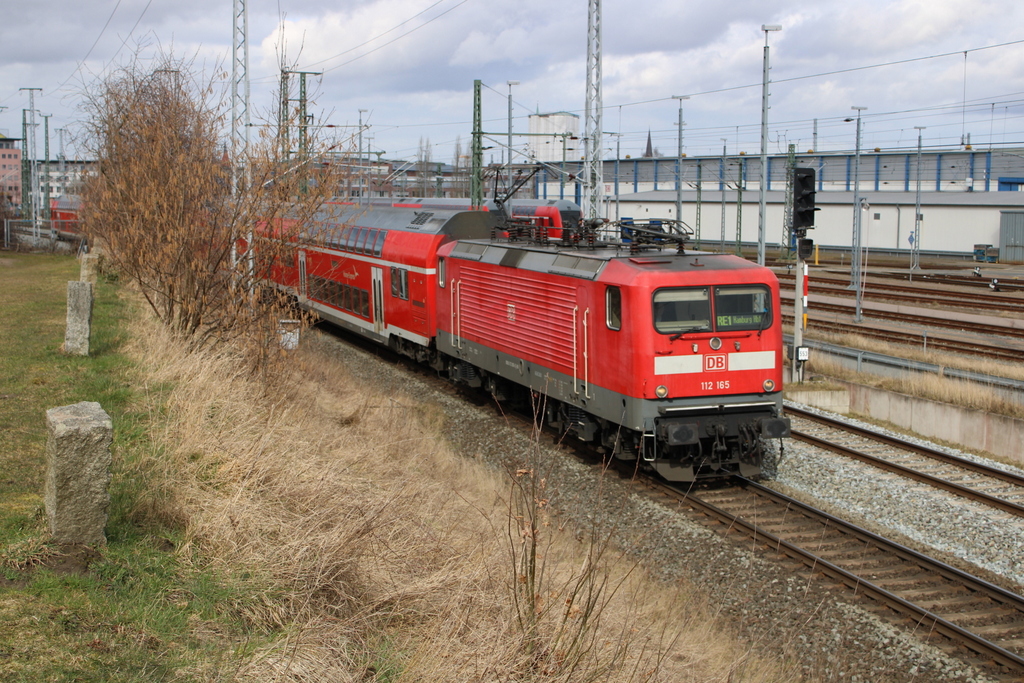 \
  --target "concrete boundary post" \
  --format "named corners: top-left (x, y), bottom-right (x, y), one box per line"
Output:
top-left (45, 401), bottom-right (113, 545)
top-left (65, 280), bottom-right (94, 356)
top-left (80, 253), bottom-right (98, 284)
